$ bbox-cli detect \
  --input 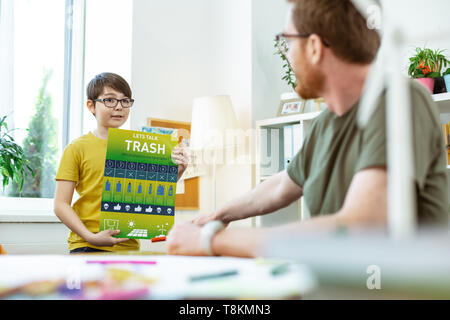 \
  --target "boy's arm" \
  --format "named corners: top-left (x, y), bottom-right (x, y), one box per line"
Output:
top-left (54, 180), bottom-right (129, 247)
